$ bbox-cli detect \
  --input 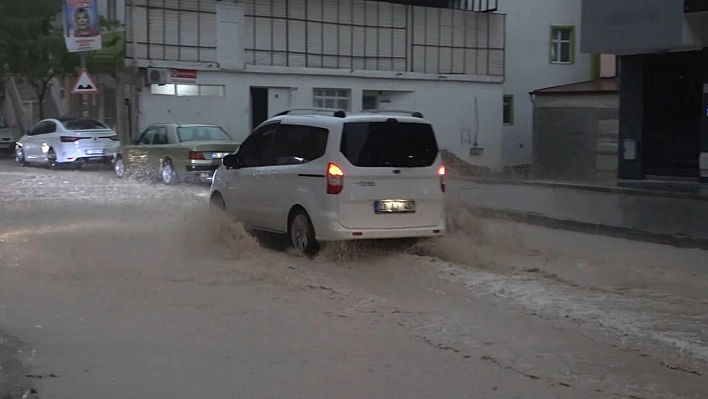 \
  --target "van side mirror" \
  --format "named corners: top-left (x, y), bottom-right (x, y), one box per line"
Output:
top-left (222, 154), bottom-right (241, 169)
